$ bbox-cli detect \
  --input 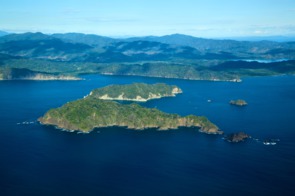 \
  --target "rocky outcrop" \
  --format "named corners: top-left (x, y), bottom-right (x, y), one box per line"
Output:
top-left (230, 99), bottom-right (247, 106)
top-left (172, 87), bottom-right (182, 94)
top-left (224, 132), bottom-right (250, 142)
